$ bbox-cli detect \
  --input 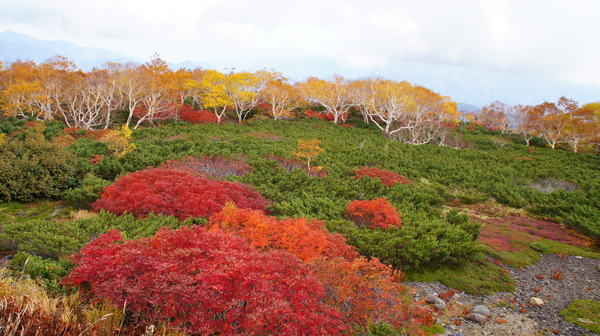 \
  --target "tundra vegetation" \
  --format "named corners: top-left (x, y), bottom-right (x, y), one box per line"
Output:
top-left (0, 55), bottom-right (599, 335)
